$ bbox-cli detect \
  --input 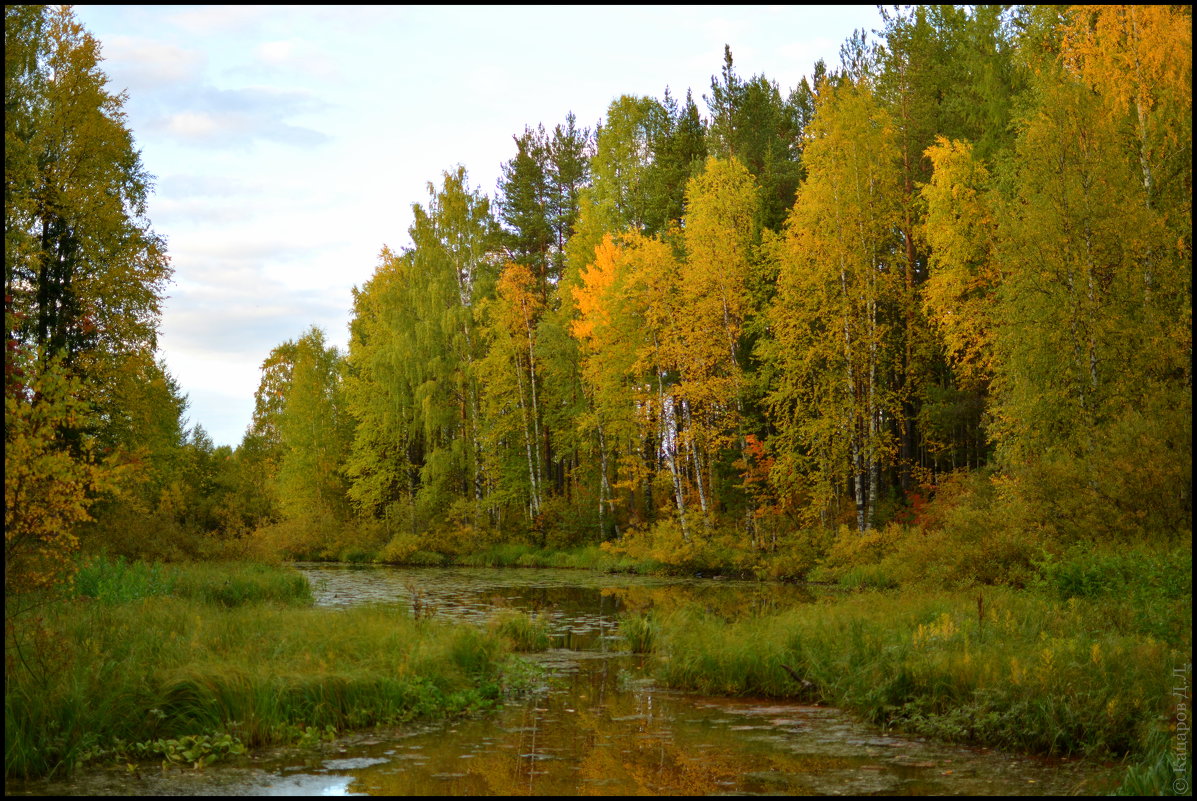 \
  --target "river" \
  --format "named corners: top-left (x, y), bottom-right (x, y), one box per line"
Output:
top-left (13, 564), bottom-right (1124, 795)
